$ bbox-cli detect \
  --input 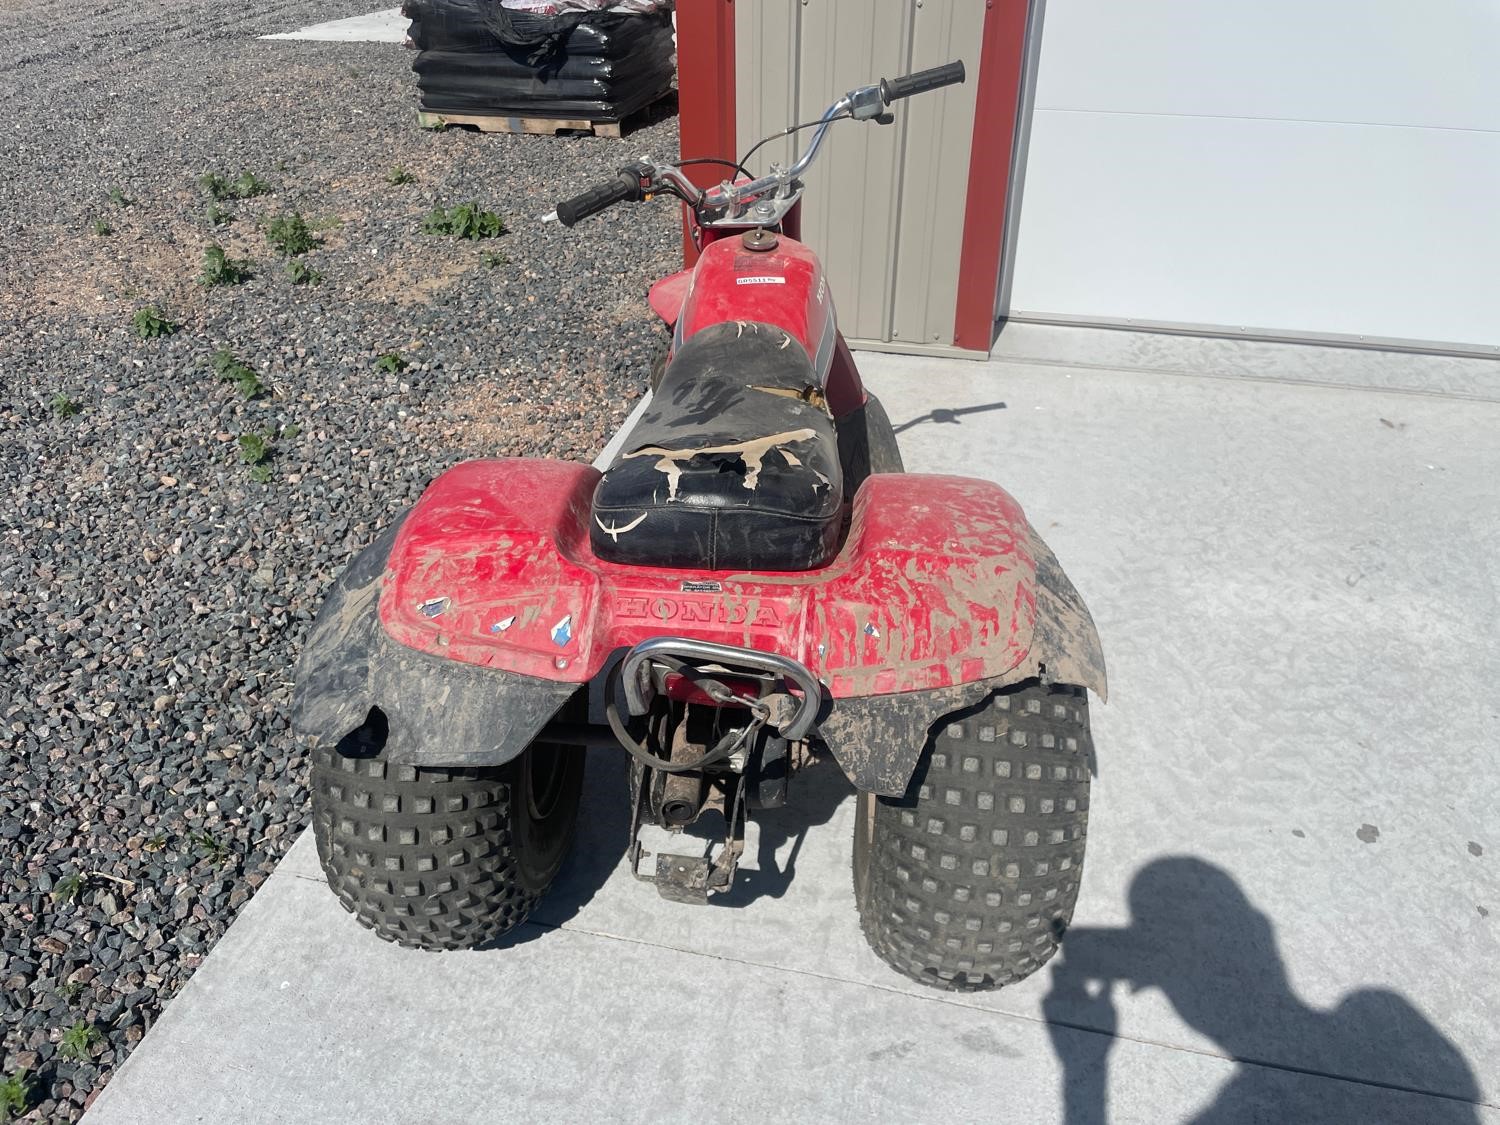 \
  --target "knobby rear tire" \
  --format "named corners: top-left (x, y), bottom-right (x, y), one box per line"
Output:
top-left (311, 715), bottom-right (584, 951)
top-left (854, 681), bottom-right (1093, 991)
